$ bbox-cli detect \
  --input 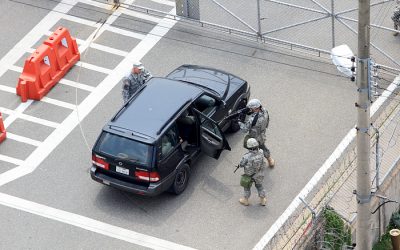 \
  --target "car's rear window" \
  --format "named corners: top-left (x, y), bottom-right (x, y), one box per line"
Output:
top-left (97, 132), bottom-right (152, 166)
